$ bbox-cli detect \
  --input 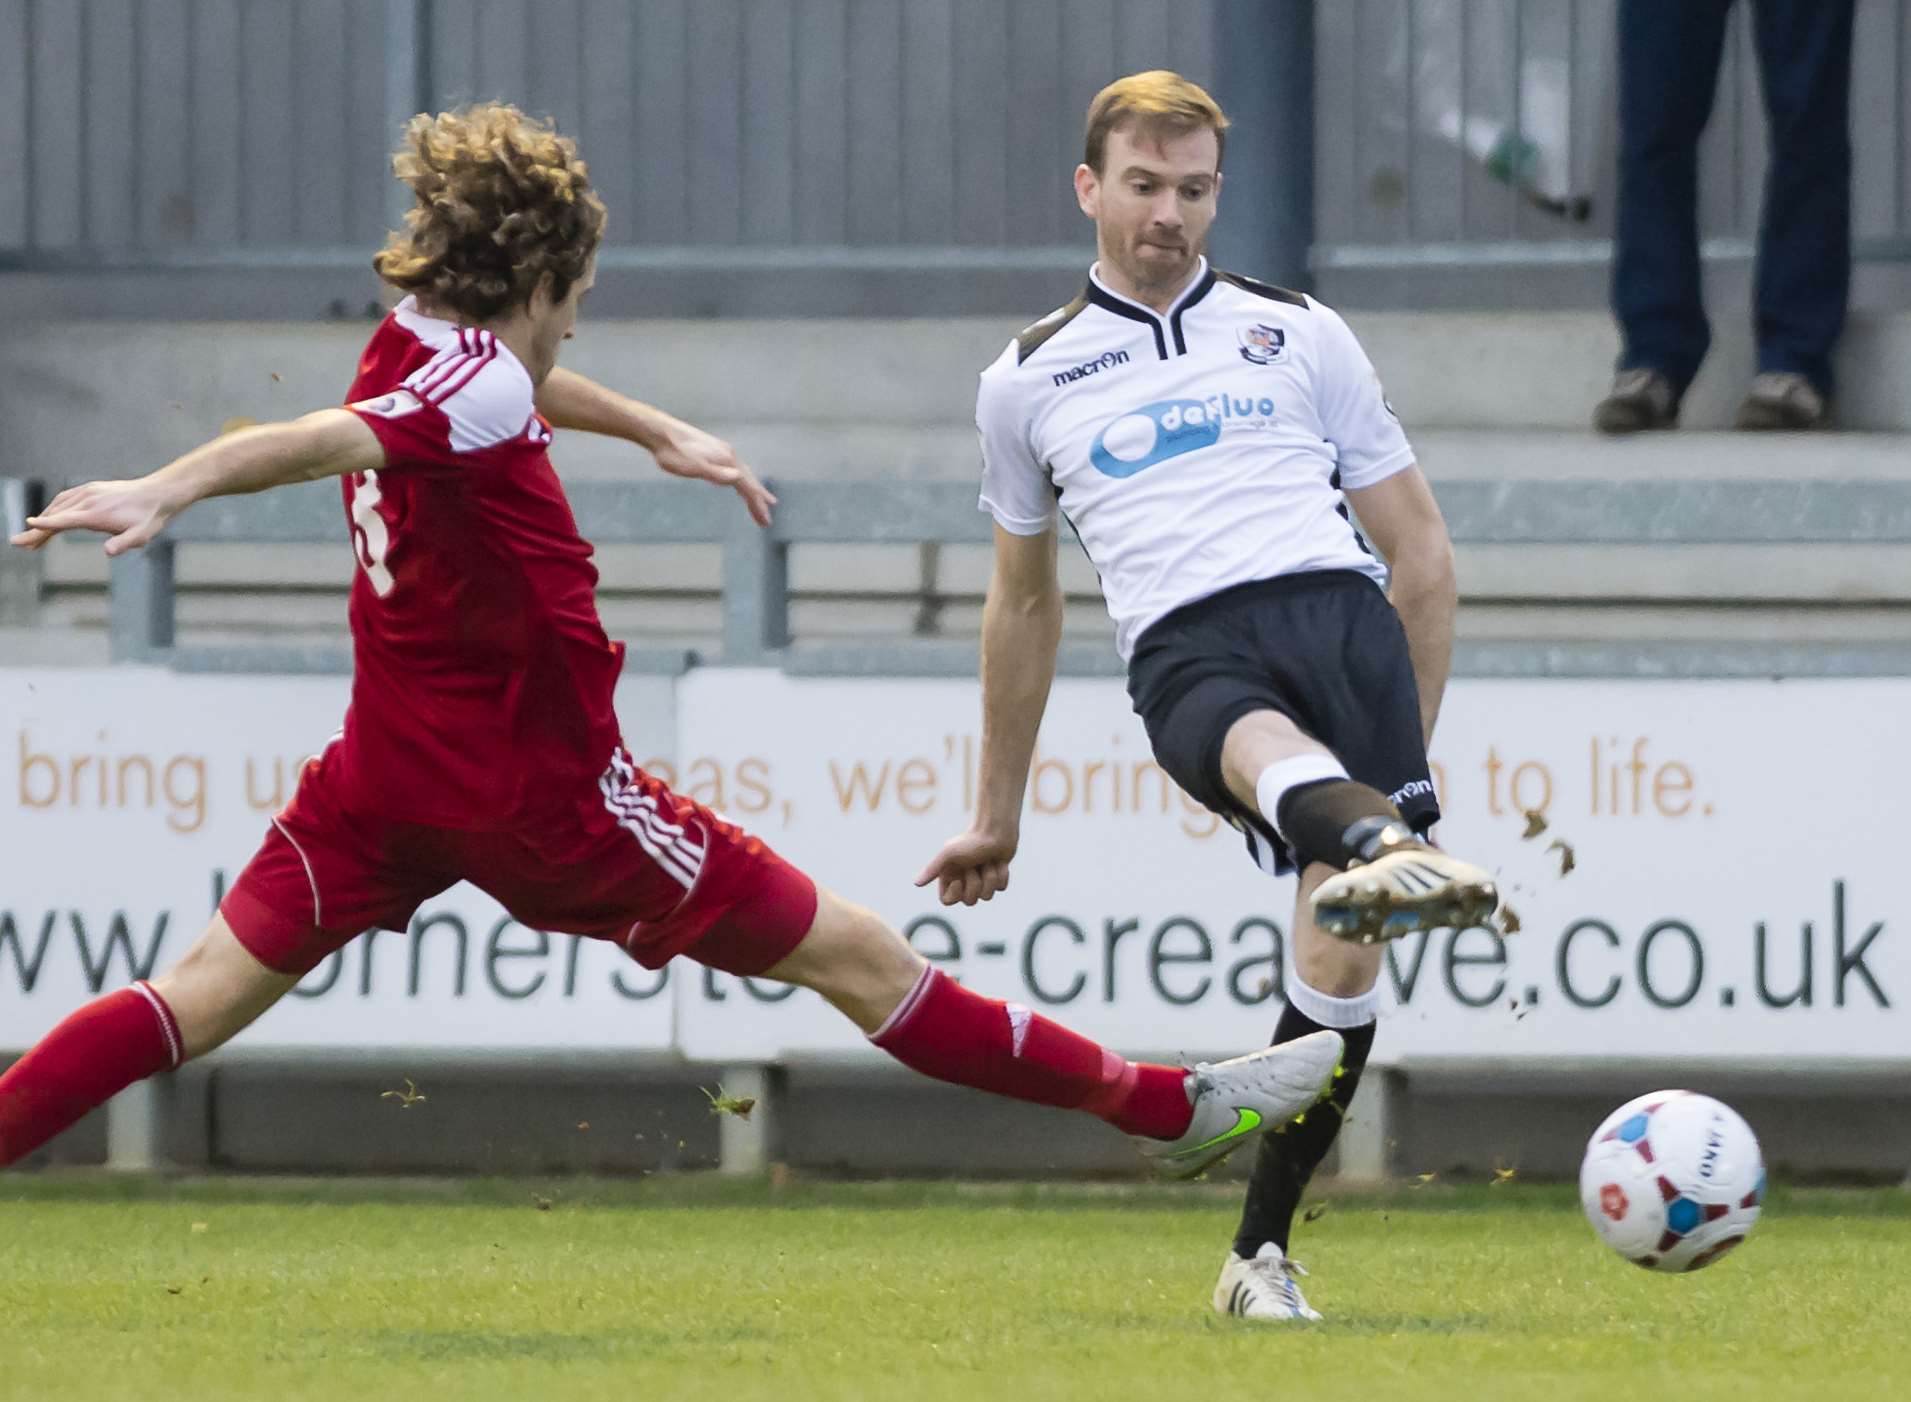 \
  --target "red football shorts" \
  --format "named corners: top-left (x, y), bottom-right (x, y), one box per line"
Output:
top-left (221, 745), bottom-right (818, 978)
